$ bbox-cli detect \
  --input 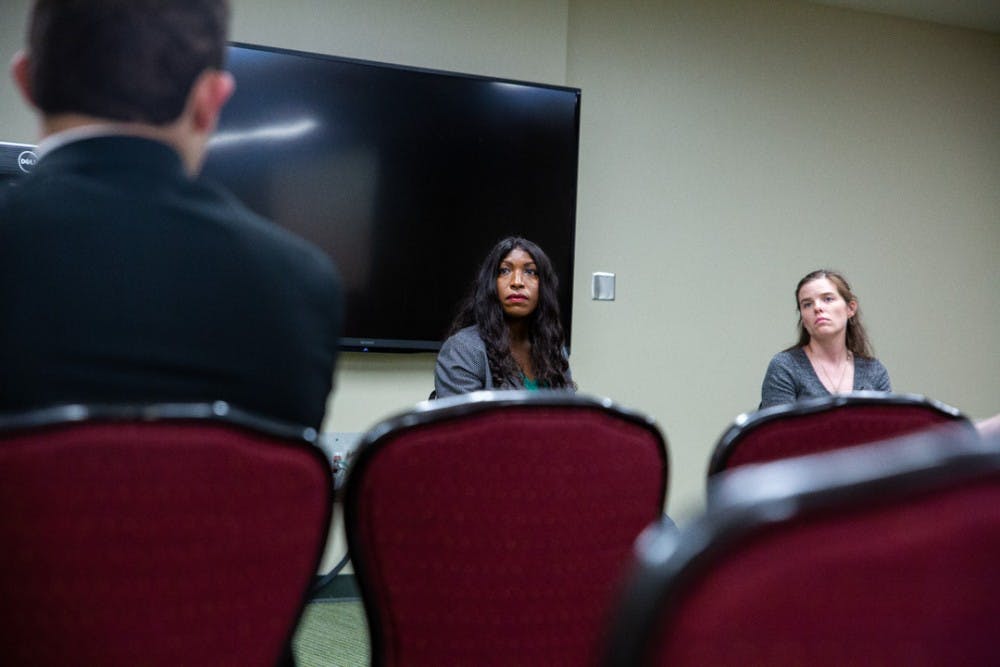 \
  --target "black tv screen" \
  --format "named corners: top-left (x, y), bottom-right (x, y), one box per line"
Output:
top-left (201, 42), bottom-right (580, 352)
